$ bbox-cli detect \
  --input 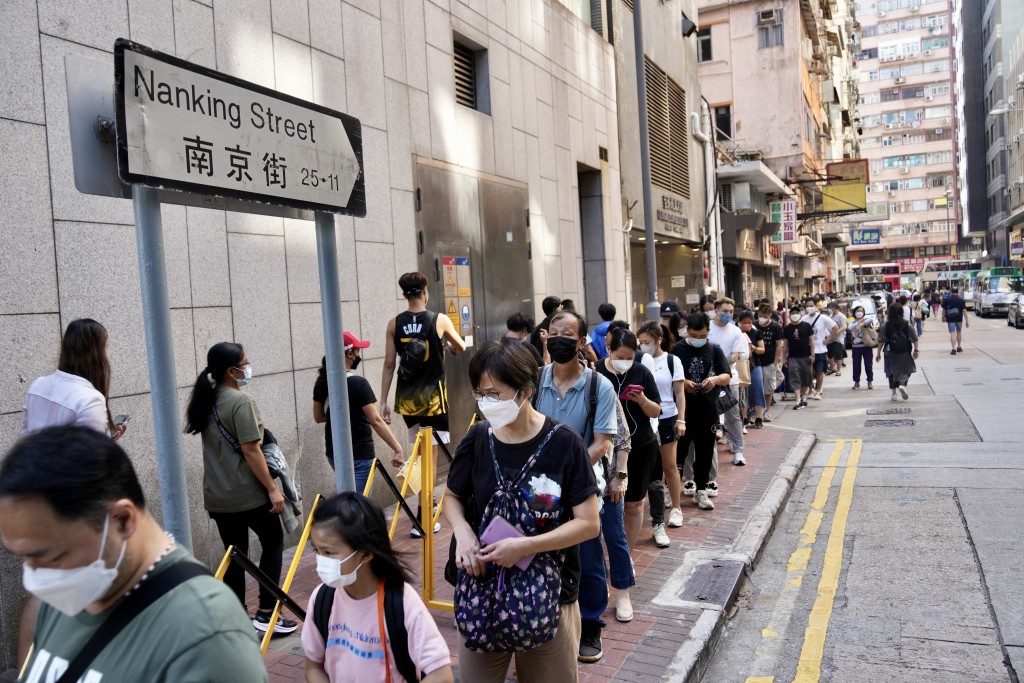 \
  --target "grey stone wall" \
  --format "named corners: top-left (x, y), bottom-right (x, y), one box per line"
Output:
top-left (0, 0), bottom-right (625, 671)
